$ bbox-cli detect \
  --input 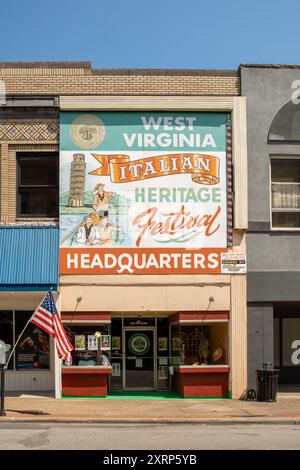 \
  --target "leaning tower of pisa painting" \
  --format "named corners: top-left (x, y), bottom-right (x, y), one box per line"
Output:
top-left (68, 153), bottom-right (86, 207)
